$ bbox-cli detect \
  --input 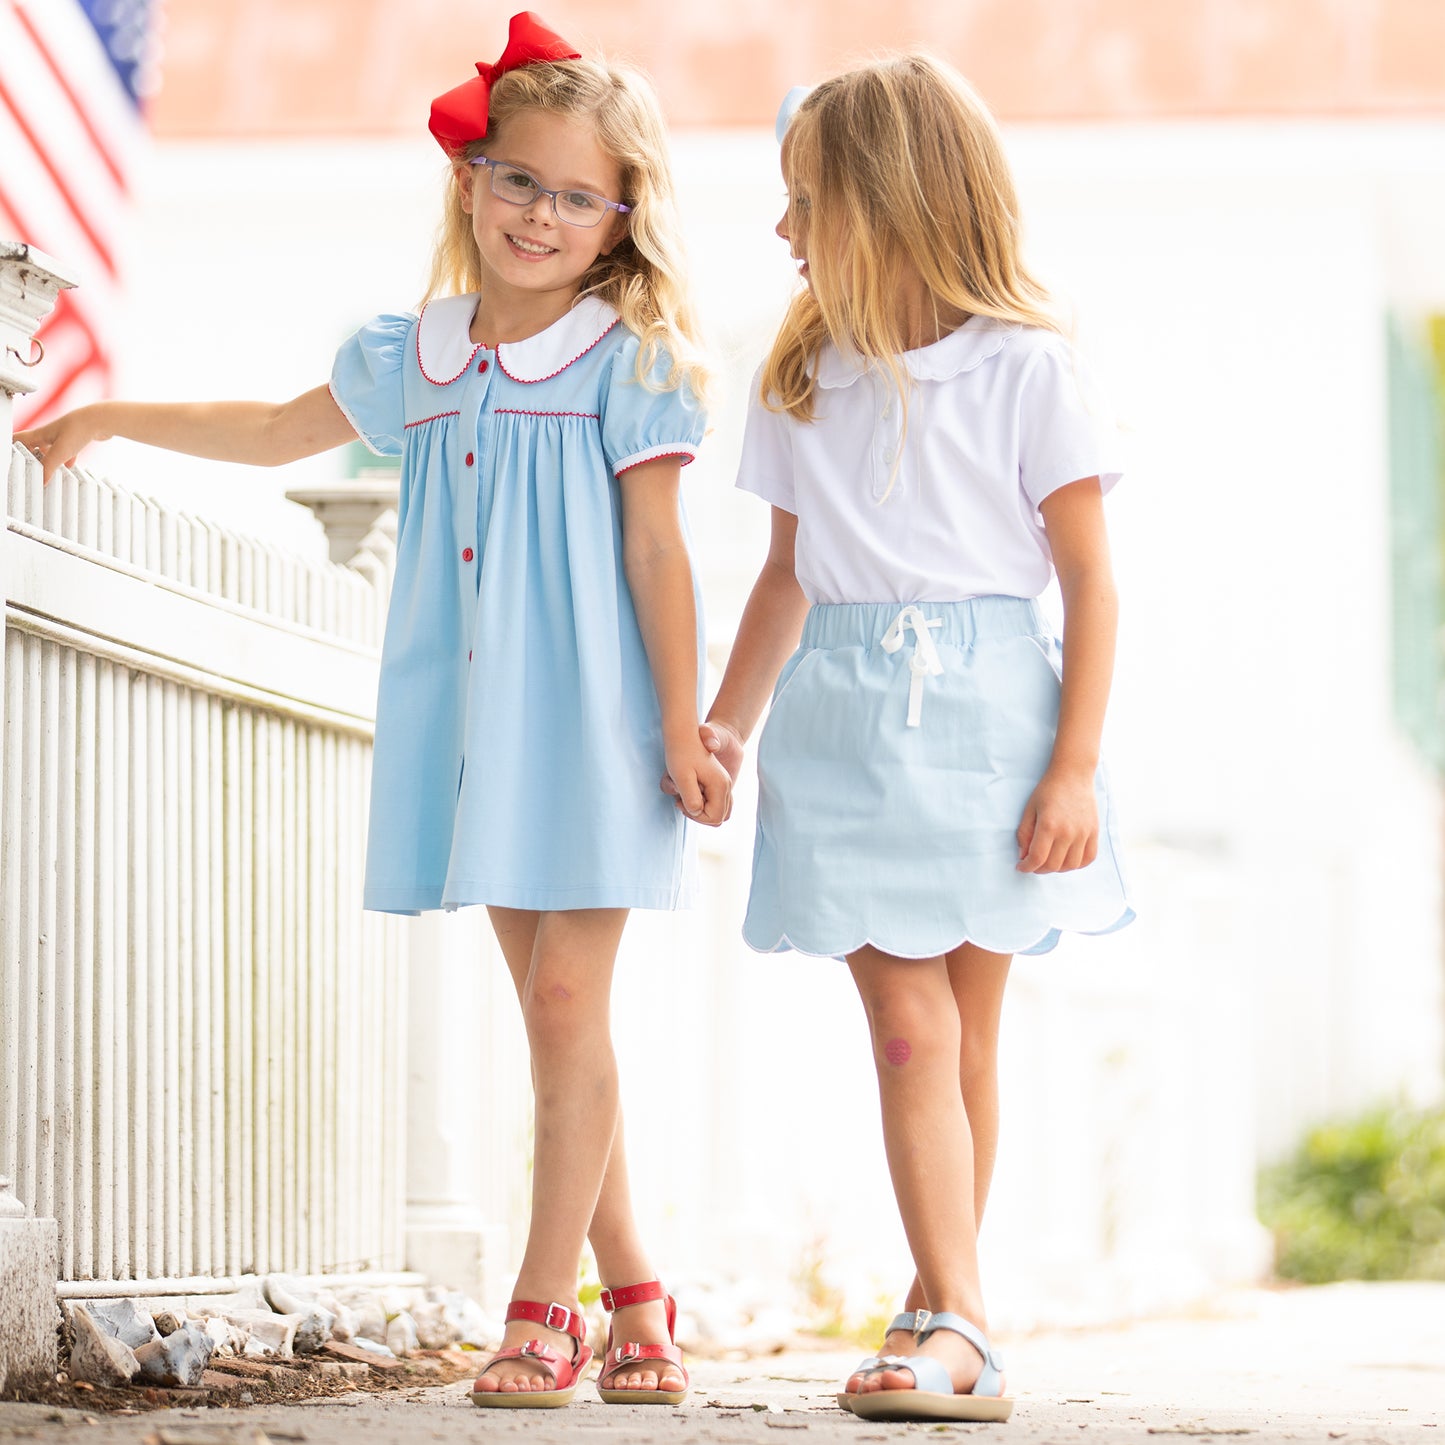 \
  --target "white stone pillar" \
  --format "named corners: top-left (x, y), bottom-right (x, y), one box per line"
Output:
top-left (2, 243), bottom-right (77, 781)
top-left (286, 478), bottom-right (400, 565)
top-left (403, 910), bottom-right (509, 1308)
top-left (0, 1177), bottom-right (58, 1392)
top-left (1, 243), bottom-right (75, 1391)
top-left (0, 242), bottom-right (76, 448)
